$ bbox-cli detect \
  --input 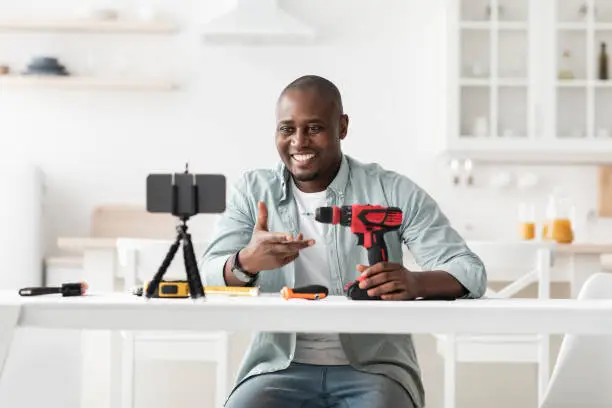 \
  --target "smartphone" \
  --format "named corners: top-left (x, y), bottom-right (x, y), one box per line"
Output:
top-left (146, 173), bottom-right (226, 218)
